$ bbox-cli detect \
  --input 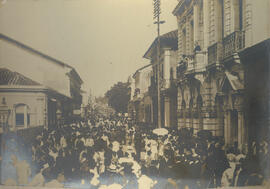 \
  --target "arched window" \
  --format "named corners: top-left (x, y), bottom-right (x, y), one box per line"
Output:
top-left (15, 104), bottom-right (30, 127)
